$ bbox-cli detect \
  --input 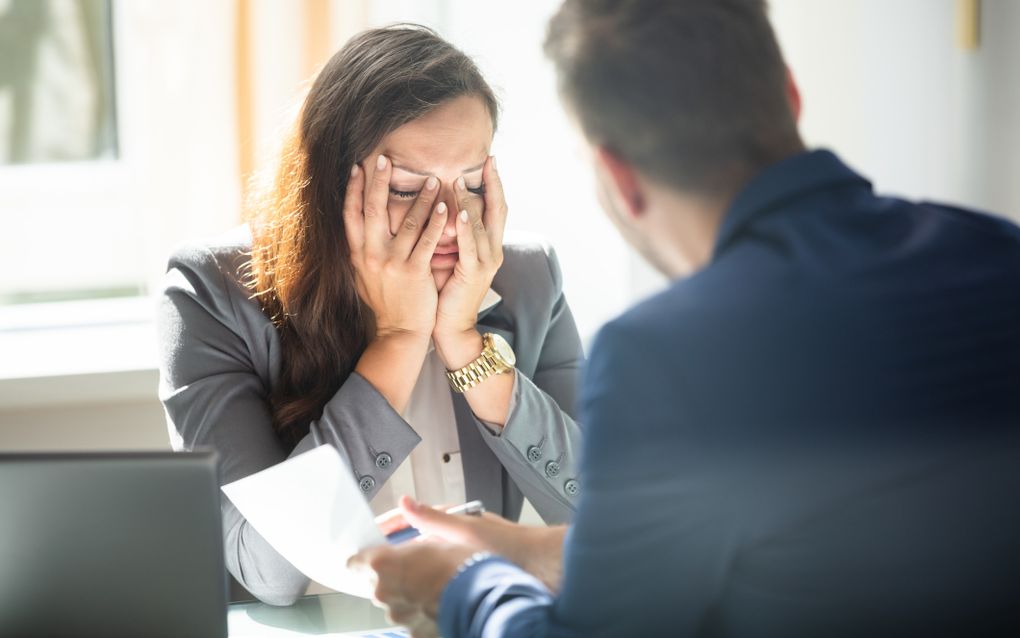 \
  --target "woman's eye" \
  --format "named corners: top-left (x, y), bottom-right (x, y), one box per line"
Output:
top-left (466, 183), bottom-right (485, 197)
top-left (389, 188), bottom-right (419, 200)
